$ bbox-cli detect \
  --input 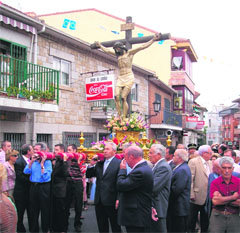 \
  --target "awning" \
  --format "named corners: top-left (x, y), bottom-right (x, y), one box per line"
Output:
top-left (0, 14), bottom-right (36, 34)
top-left (150, 123), bottom-right (182, 131)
